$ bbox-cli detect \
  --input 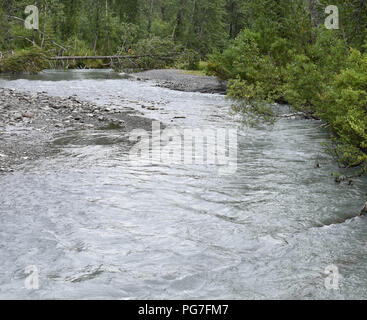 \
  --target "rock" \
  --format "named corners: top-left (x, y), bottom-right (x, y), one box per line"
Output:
top-left (13, 113), bottom-right (23, 121)
top-left (0, 87), bottom-right (154, 173)
top-left (22, 111), bottom-right (33, 119)
top-left (334, 175), bottom-right (347, 183)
